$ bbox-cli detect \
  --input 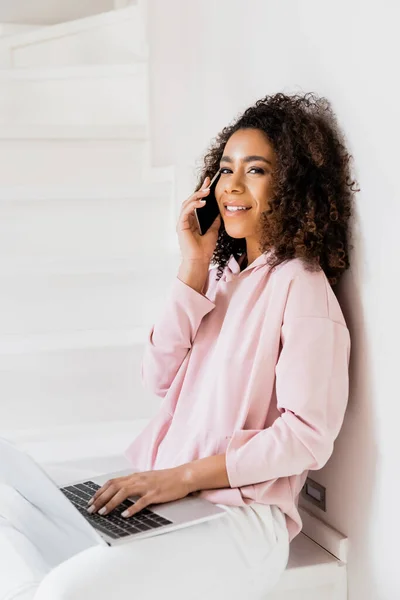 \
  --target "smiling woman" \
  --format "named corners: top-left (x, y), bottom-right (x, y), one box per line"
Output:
top-left (116, 92), bottom-right (354, 597)
top-left (197, 92), bottom-right (357, 288)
